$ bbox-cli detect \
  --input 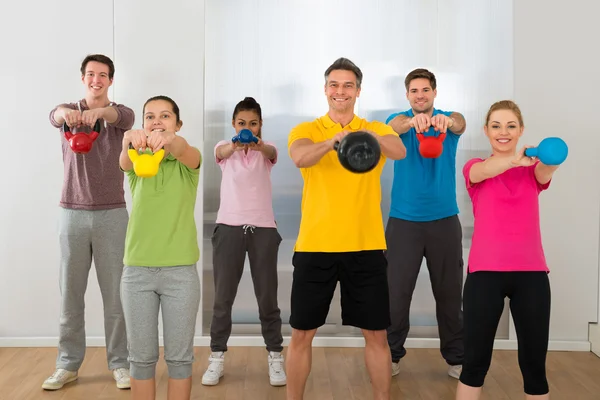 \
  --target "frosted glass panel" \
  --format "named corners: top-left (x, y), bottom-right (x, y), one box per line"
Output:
top-left (202, 0), bottom-right (513, 338)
